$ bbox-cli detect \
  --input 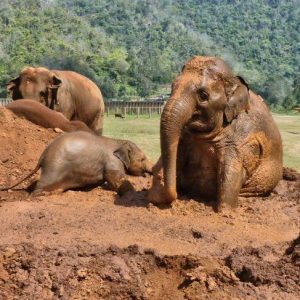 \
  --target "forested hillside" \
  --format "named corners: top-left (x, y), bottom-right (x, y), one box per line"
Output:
top-left (0, 0), bottom-right (299, 108)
